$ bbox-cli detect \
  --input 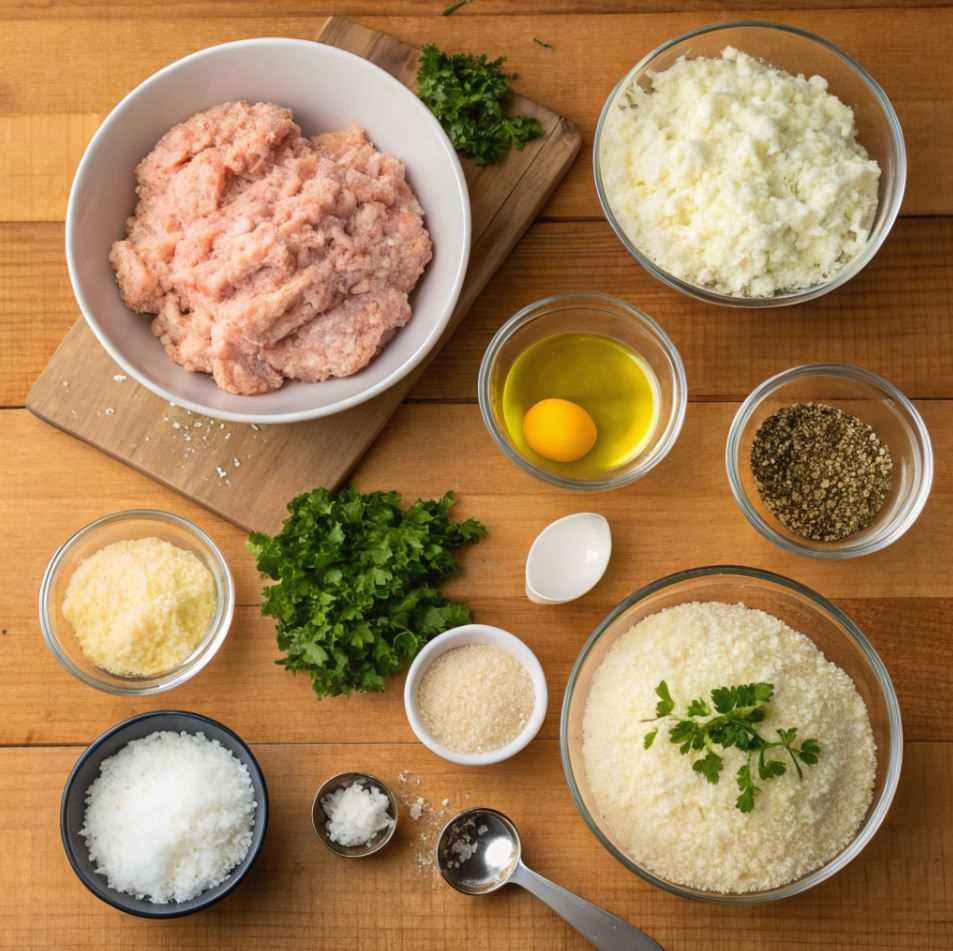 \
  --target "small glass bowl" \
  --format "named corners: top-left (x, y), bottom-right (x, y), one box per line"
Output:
top-left (593, 21), bottom-right (907, 308)
top-left (726, 364), bottom-right (933, 559)
top-left (561, 565), bottom-right (903, 904)
top-left (39, 509), bottom-right (235, 694)
top-left (477, 292), bottom-right (687, 491)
